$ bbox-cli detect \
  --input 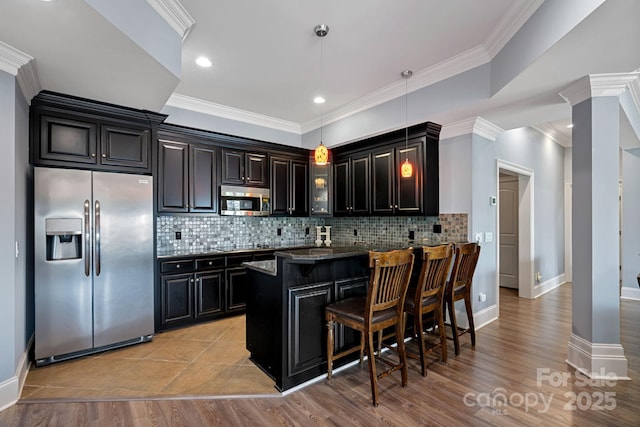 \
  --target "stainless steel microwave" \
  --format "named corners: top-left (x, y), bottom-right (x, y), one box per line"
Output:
top-left (219, 185), bottom-right (270, 216)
